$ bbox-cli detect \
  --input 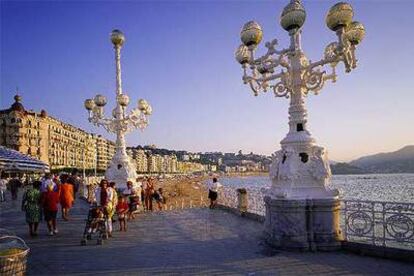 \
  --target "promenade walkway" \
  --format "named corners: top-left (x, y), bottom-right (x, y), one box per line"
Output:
top-left (1, 193), bottom-right (413, 275)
